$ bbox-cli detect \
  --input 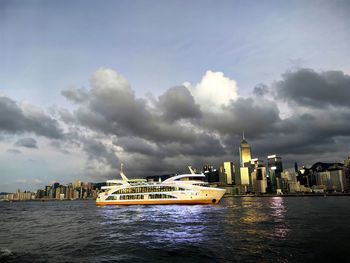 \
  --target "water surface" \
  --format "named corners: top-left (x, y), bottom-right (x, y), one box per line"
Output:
top-left (1, 196), bottom-right (350, 262)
